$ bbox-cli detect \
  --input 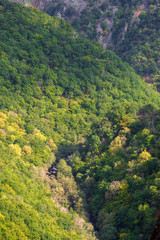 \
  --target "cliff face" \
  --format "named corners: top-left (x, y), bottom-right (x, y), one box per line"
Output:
top-left (42, 0), bottom-right (149, 48)
top-left (44, 0), bottom-right (118, 49)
